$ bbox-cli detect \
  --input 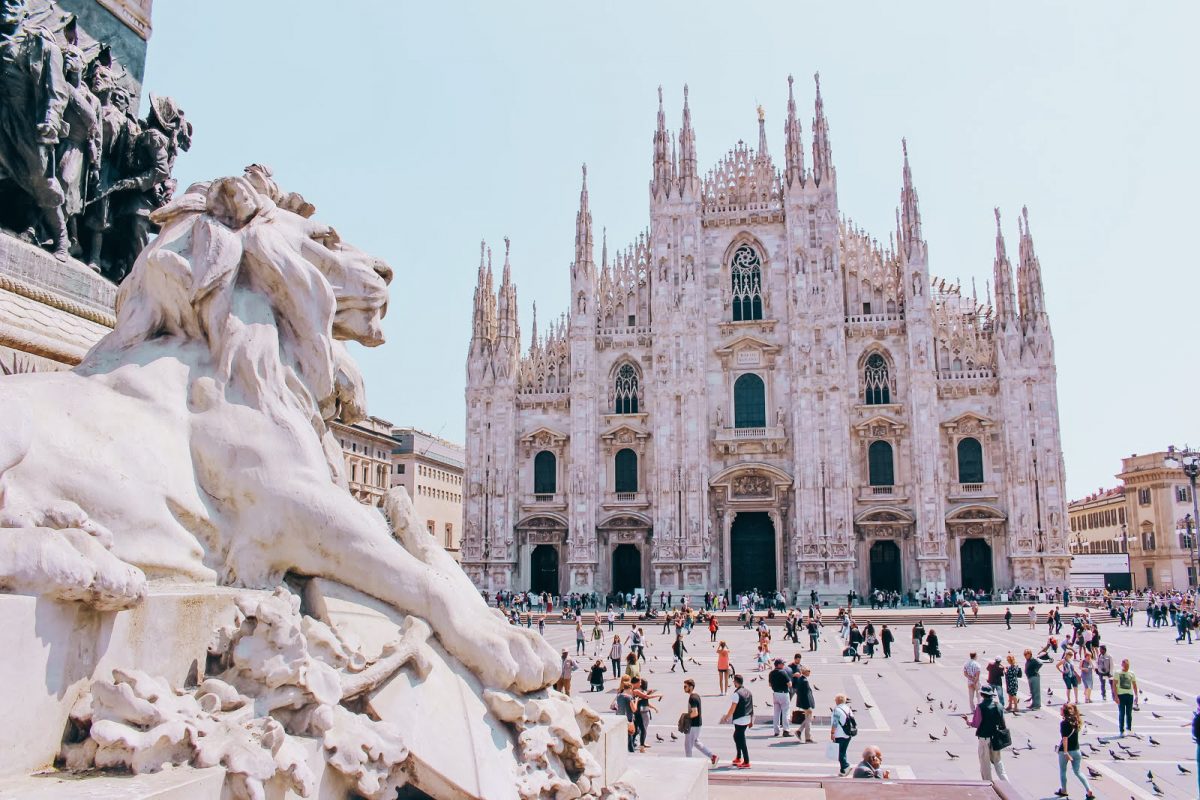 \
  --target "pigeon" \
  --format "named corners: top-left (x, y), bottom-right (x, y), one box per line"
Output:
top-left (911, 719), bottom-right (917, 728)
top-left (916, 708), bottom-right (923, 715)
top-left (1146, 770), bottom-right (1155, 781)
top-left (813, 685), bottom-right (820, 691)
top-left (1025, 739), bottom-right (1035, 751)
top-left (1109, 749), bottom-right (1124, 760)
top-left (926, 693), bottom-right (935, 702)
top-left (1166, 657), bottom-right (1171, 663)
top-left (940, 701), bottom-right (945, 709)
top-left (1047, 687), bottom-right (1054, 696)
top-left (946, 751), bottom-right (959, 760)
top-left (1151, 712), bottom-right (1163, 719)
top-left (750, 676), bottom-right (759, 682)
top-left (864, 702), bottom-right (874, 710)
top-left (1117, 742), bottom-right (1133, 752)
top-left (1181, 764), bottom-right (1193, 775)
top-left (670, 732), bottom-right (677, 741)
top-left (877, 673), bottom-right (883, 678)
top-left (1149, 736), bottom-right (1162, 747)
top-left (1086, 766), bottom-right (1103, 779)
top-left (942, 727), bottom-right (948, 737)
top-left (902, 717), bottom-right (909, 726)
top-left (1152, 782), bottom-right (1165, 796)
top-left (655, 734), bottom-right (664, 742)
top-left (929, 733), bottom-right (940, 741)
